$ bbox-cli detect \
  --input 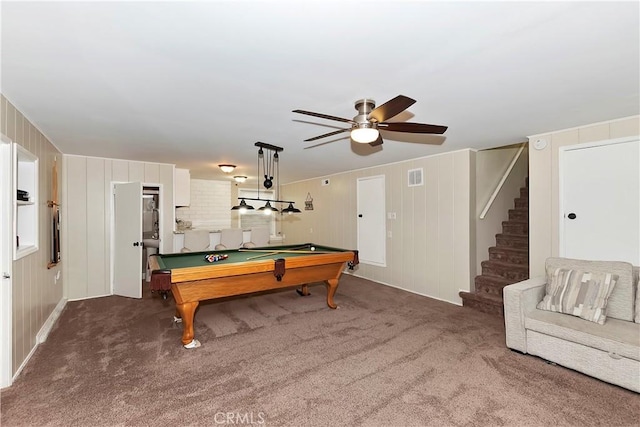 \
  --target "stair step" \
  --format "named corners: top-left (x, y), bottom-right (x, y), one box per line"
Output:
top-left (488, 246), bottom-right (529, 265)
top-left (502, 220), bottom-right (528, 235)
top-left (481, 260), bottom-right (529, 282)
top-left (508, 209), bottom-right (528, 222)
top-left (459, 291), bottom-right (504, 316)
top-left (465, 176), bottom-right (528, 318)
top-left (514, 197), bottom-right (529, 209)
top-left (495, 233), bottom-right (528, 249)
top-left (474, 274), bottom-right (515, 297)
